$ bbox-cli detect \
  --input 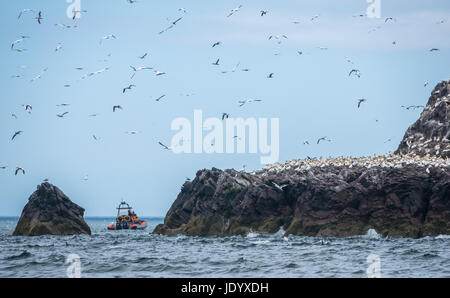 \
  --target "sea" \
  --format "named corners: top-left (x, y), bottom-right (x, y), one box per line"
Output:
top-left (0, 217), bottom-right (448, 278)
